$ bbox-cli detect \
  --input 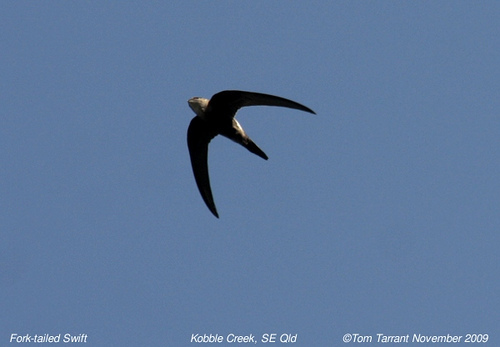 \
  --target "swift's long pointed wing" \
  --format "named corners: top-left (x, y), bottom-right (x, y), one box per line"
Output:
top-left (187, 116), bottom-right (219, 218)
top-left (206, 90), bottom-right (316, 119)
